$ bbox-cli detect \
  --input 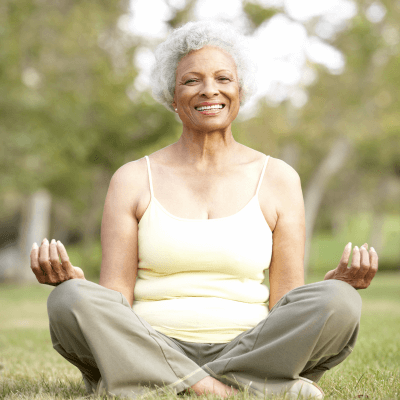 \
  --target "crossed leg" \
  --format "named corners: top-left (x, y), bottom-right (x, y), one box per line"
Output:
top-left (47, 279), bottom-right (361, 398)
